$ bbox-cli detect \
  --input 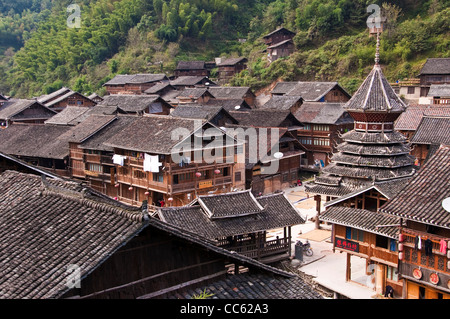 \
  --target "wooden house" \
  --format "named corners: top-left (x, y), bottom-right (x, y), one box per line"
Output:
top-left (207, 86), bottom-right (256, 107)
top-left (143, 82), bottom-right (176, 96)
top-left (0, 123), bottom-right (73, 176)
top-left (169, 104), bottom-right (238, 127)
top-left (0, 170), bottom-right (322, 300)
top-left (175, 88), bottom-right (215, 105)
top-left (101, 116), bottom-right (245, 208)
top-left (320, 205), bottom-right (403, 297)
top-left (97, 94), bottom-right (173, 115)
top-left (203, 98), bottom-right (252, 112)
top-left (229, 125), bottom-right (305, 195)
top-left (216, 57), bottom-right (247, 83)
top-left (394, 104), bottom-right (450, 142)
top-left (157, 190), bottom-right (306, 264)
top-left (410, 115), bottom-right (450, 166)
top-left (259, 95), bottom-right (303, 113)
top-left (0, 99), bottom-right (57, 127)
top-left (267, 39), bottom-right (295, 63)
top-left (272, 81), bottom-right (351, 103)
top-left (262, 27), bottom-right (296, 47)
top-left (293, 102), bottom-right (354, 168)
top-left (418, 58), bottom-right (450, 99)
top-left (38, 87), bottom-right (97, 112)
top-left (103, 74), bottom-right (169, 95)
top-left (427, 84), bottom-right (450, 105)
top-left (169, 76), bottom-right (216, 90)
top-left (70, 115), bottom-right (138, 197)
top-left (174, 61), bottom-right (209, 77)
top-left (87, 92), bottom-right (104, 103)
top-left (380, 146), bottom-right (450, 299)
